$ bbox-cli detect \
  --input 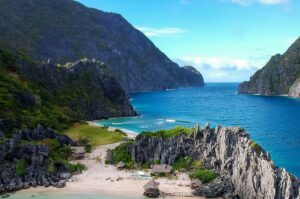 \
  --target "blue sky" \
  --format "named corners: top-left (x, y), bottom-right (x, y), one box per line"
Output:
top-left (76, 0), bottom-right (300, 82)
